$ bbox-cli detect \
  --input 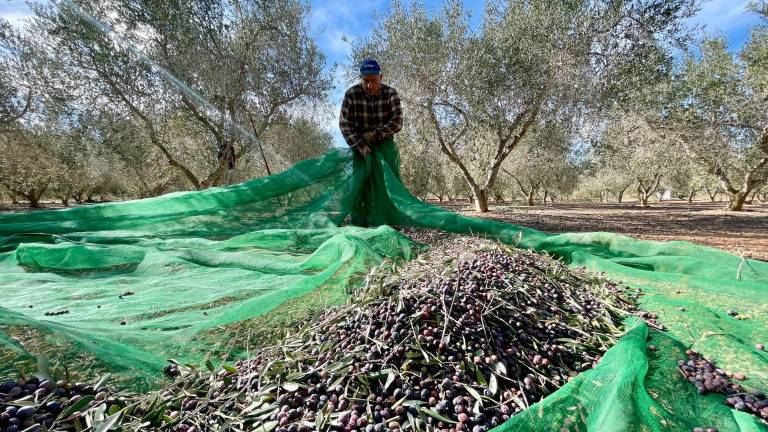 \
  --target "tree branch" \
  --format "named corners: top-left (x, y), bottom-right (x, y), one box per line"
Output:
top-left (100, 72), bottom-right (201, 189)
top-left (483, 107), bottom-right (540, 191)
top-left (180, 94), bottom-right (226, 145)
top-left (0, 88), bottom-right (33, 126)
top-left (426, 100), bottom-right (479, 192)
